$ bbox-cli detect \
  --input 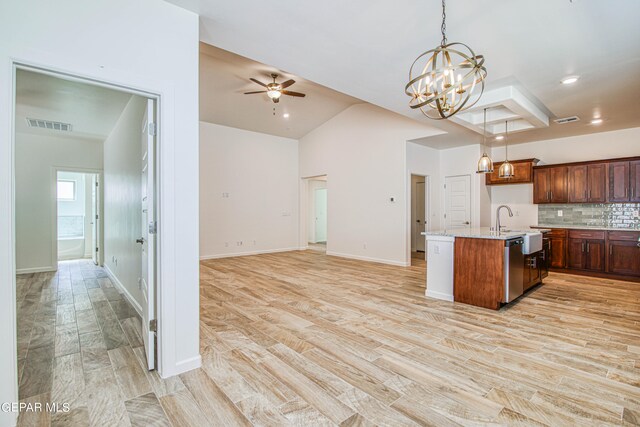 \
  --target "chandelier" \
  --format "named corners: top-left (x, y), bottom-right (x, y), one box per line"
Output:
top-left (405, 0), bottom-right (487, 119)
